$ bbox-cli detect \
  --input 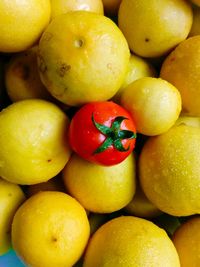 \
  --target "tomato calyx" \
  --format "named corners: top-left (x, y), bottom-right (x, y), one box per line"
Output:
top-left (92, 114), bottom-right (136, 154)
